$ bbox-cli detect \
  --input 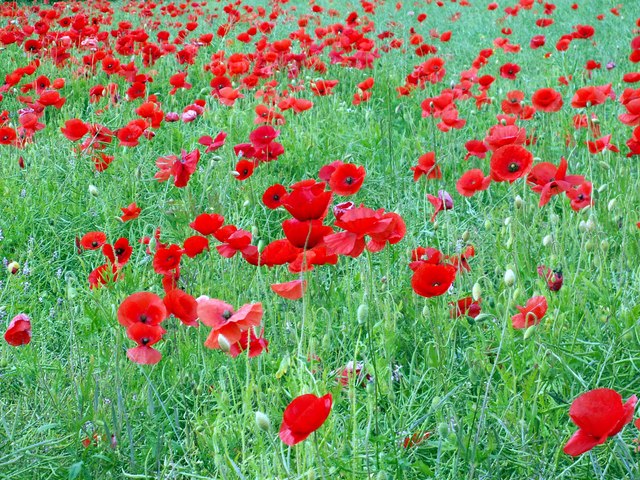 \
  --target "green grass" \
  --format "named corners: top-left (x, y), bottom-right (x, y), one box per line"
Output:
top-left (1, 0), bottom-right (640, 478)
